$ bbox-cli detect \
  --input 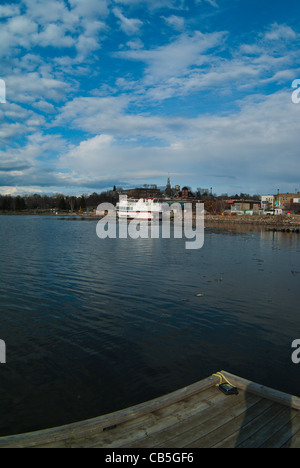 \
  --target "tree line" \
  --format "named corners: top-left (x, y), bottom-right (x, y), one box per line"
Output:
top-left (0, 189), bottom-right (261, 213)
top-left (0, 192), bottom-right (117, 212)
